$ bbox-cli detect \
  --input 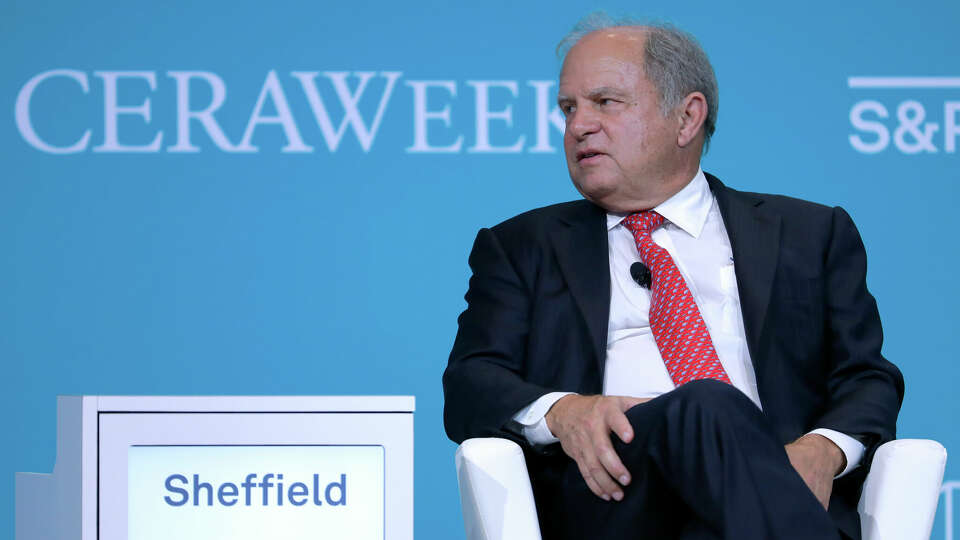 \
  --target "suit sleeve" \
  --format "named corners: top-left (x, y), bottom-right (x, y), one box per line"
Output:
top-left (813, 207), bottom-right (904, 464)
top-left (443, 227), bottom-right (555, 445)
